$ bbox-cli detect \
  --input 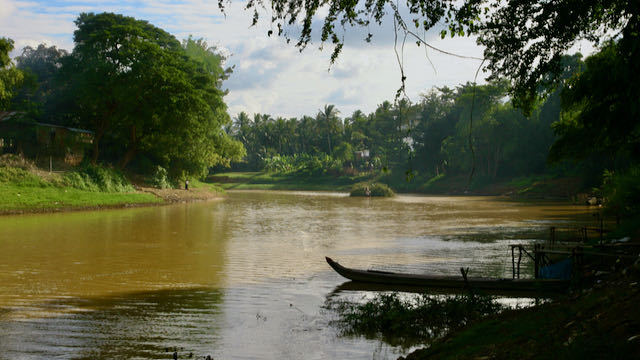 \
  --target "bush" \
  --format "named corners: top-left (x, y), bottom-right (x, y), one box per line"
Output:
top-left (350, 182), bottom-right (395, 197)
top-left (149, 166), bottom-right (173, 189)
top-left (0, 154), bottom-right (37, 170)
top-left (262, 153), bottom-right (346, 177)
top-left (0, 166), bottom-right (48, 186)
top-left (602, 166), bottom-right (640, 219)
top-left (63, 164), bottom-right (134, 192)
top-left (263, 155), bottom-right (294, 173)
